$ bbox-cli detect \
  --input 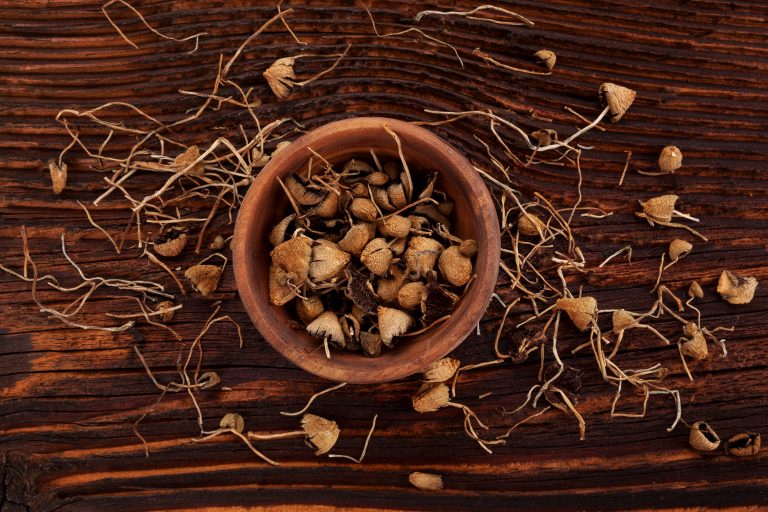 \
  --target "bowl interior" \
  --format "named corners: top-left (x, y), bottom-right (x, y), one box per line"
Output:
top-left (235, 118), bottom-right (499, 383)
